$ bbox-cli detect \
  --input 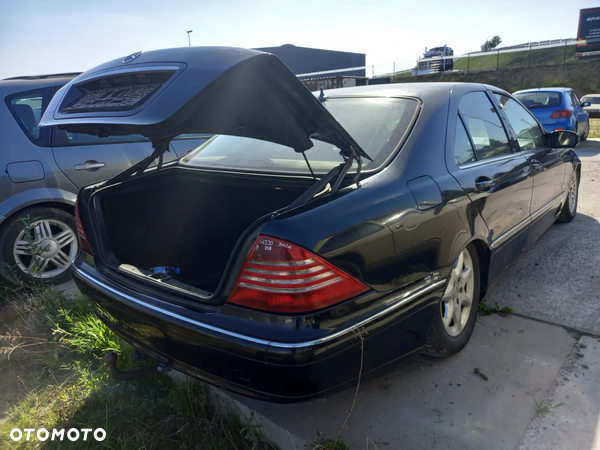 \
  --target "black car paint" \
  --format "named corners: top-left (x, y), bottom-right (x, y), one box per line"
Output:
top-left (74, 257), bottom-right (440, 401)
top-left (39, 47), bottom-right (370, 160)
top-left (47, 49), bottom-right (580, 401)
